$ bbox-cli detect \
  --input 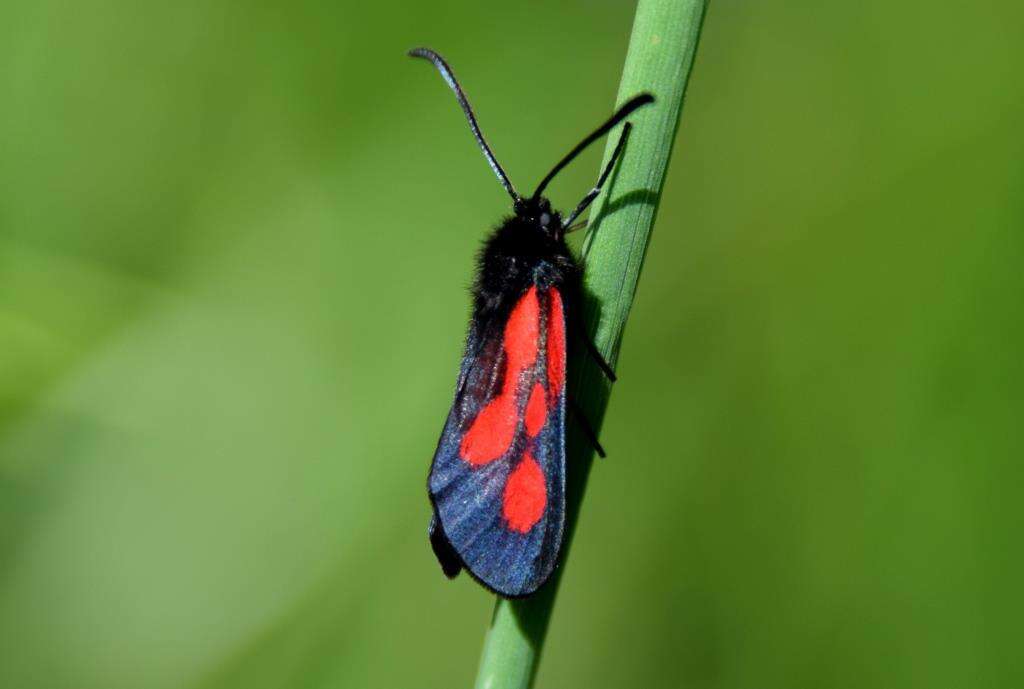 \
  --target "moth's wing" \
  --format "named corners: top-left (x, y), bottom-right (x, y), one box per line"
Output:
top-left (428, 286), bottom-right (567, 597)
top-left (425, 312), bottom-right (504, 582)
top-left (428, 512), bottom-right (462, 578)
